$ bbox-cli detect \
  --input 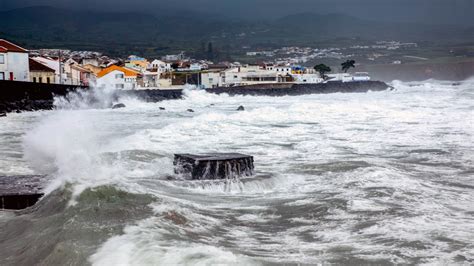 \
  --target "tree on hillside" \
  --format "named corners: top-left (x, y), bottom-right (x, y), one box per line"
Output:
top-left (171, 62), bottom-right (180, 70)
top-left (341, 60), bottom-right (356, 73)
top-left (314, 64), bottom-right (332, 79)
